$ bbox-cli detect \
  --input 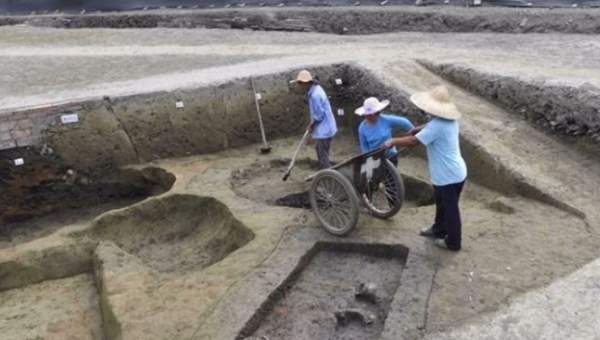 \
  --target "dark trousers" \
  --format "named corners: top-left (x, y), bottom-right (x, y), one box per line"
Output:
top-left (431, 181), bottom-right (465, 250)
top-left (316, 138), bottom-right (332, 170)
top-left (365, 155), bottom-right (399, 206)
